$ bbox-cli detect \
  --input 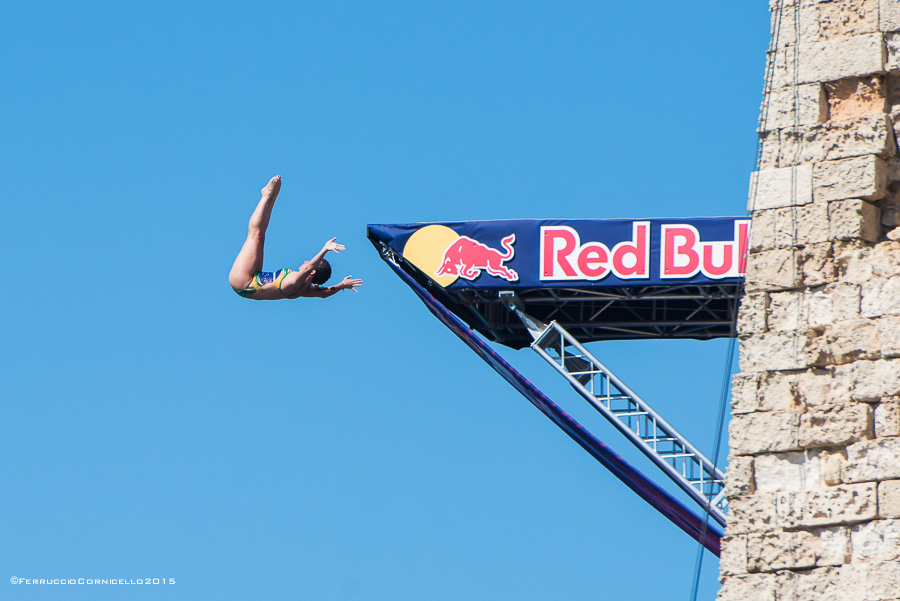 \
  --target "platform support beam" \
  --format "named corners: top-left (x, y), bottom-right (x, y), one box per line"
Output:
top-left (507, 304), bottom-right (727, 526)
